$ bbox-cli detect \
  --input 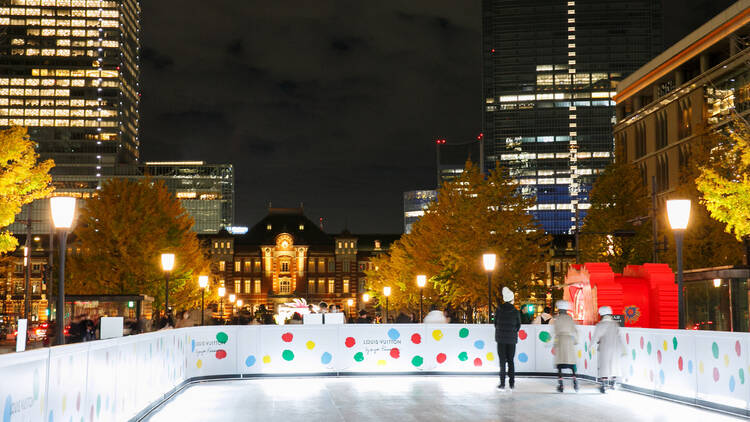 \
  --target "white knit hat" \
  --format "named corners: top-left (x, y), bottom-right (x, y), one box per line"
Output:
top-left (502, 287), bottom-right (514, 303)
top-left (598, 306), bottom-right (612, 316)
top-left (556, 300), bottom-right (571, 311)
